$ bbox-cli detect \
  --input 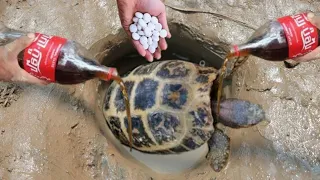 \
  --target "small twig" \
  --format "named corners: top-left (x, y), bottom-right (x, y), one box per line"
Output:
top-left (4, 86), bottom-right (15, 107)
top-left (164, 3), bottom-right (257, 30)
top-left (1, 86), bottom-right (7, 99)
